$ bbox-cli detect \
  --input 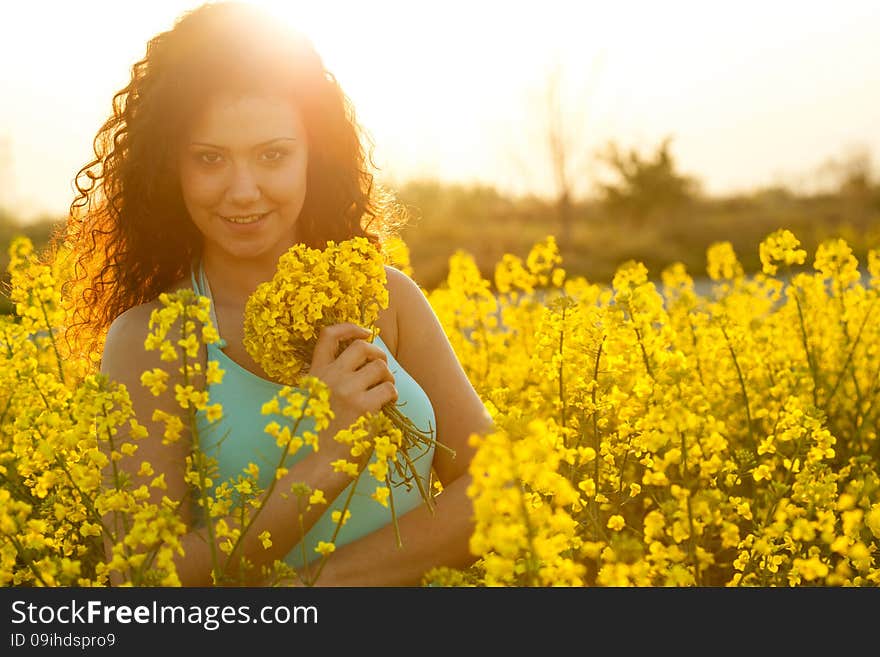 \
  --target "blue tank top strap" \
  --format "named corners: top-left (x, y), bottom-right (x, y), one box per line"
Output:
top-left (189, 256), bottom-right (228, 349)
top-left (189, 255), bottom-right (200, 291)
